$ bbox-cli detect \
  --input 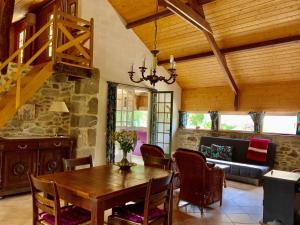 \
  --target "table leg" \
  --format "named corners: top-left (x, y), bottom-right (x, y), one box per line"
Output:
top-left (91, 200), bottom-right (104, 225)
